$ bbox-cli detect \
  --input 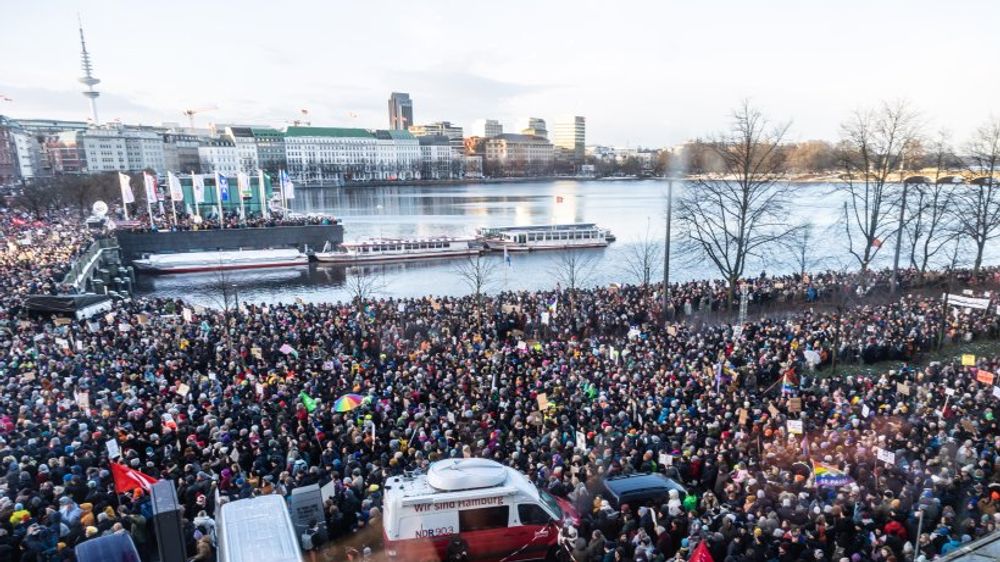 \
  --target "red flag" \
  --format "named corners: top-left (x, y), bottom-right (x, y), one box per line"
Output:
top-left (689, 540), bottom-right (715, 562)
top-left (110, 463), bottom-right (158, 494)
